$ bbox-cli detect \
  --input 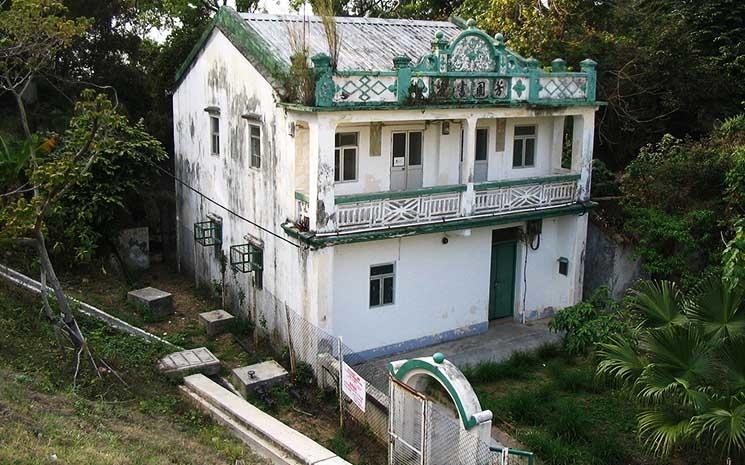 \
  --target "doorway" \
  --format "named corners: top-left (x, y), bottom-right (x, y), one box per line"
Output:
top-left (390, 131), bottom-right (423, 191)
top-left (488, 228), bottom-right (518, 320)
